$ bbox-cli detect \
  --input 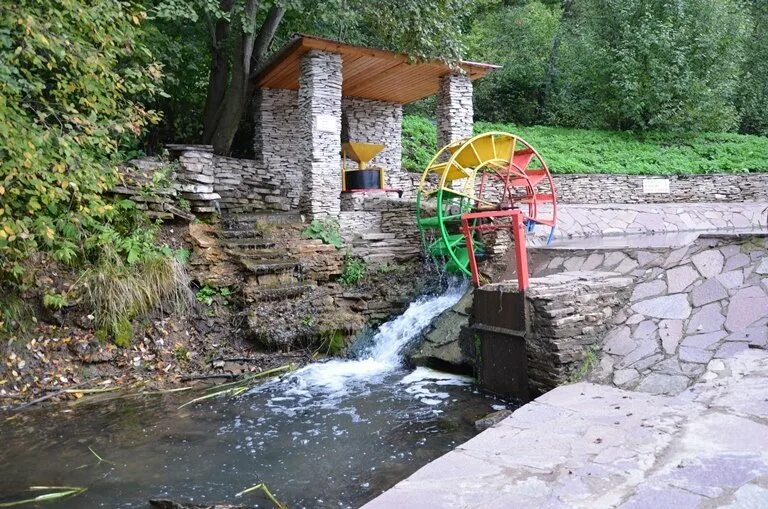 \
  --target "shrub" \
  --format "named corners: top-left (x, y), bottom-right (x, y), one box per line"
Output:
top-left (0, 0), bottom-right (162, 283)
top-left (301, 219), bottom-right (343, 249)
top-left (80, 252), bottom-right (193, 347)
top-left (195, 285), bottom-right (232, 306)
top-left (402, 115), bottom-right (437, 173)
top-left (338, 256), bottom-right (366, 287)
